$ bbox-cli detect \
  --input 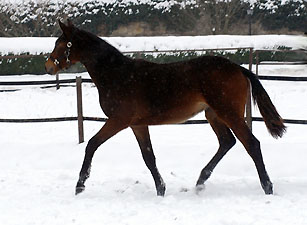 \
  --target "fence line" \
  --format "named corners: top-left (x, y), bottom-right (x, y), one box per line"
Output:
top-left (255, 49), bottom-right (307, 75)
top-left (1, 74), bottom-right (306, 87)
top-left (1, 116), bottom-right (305, 125)
top-left (1, 74), bottom-right (306, 143)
